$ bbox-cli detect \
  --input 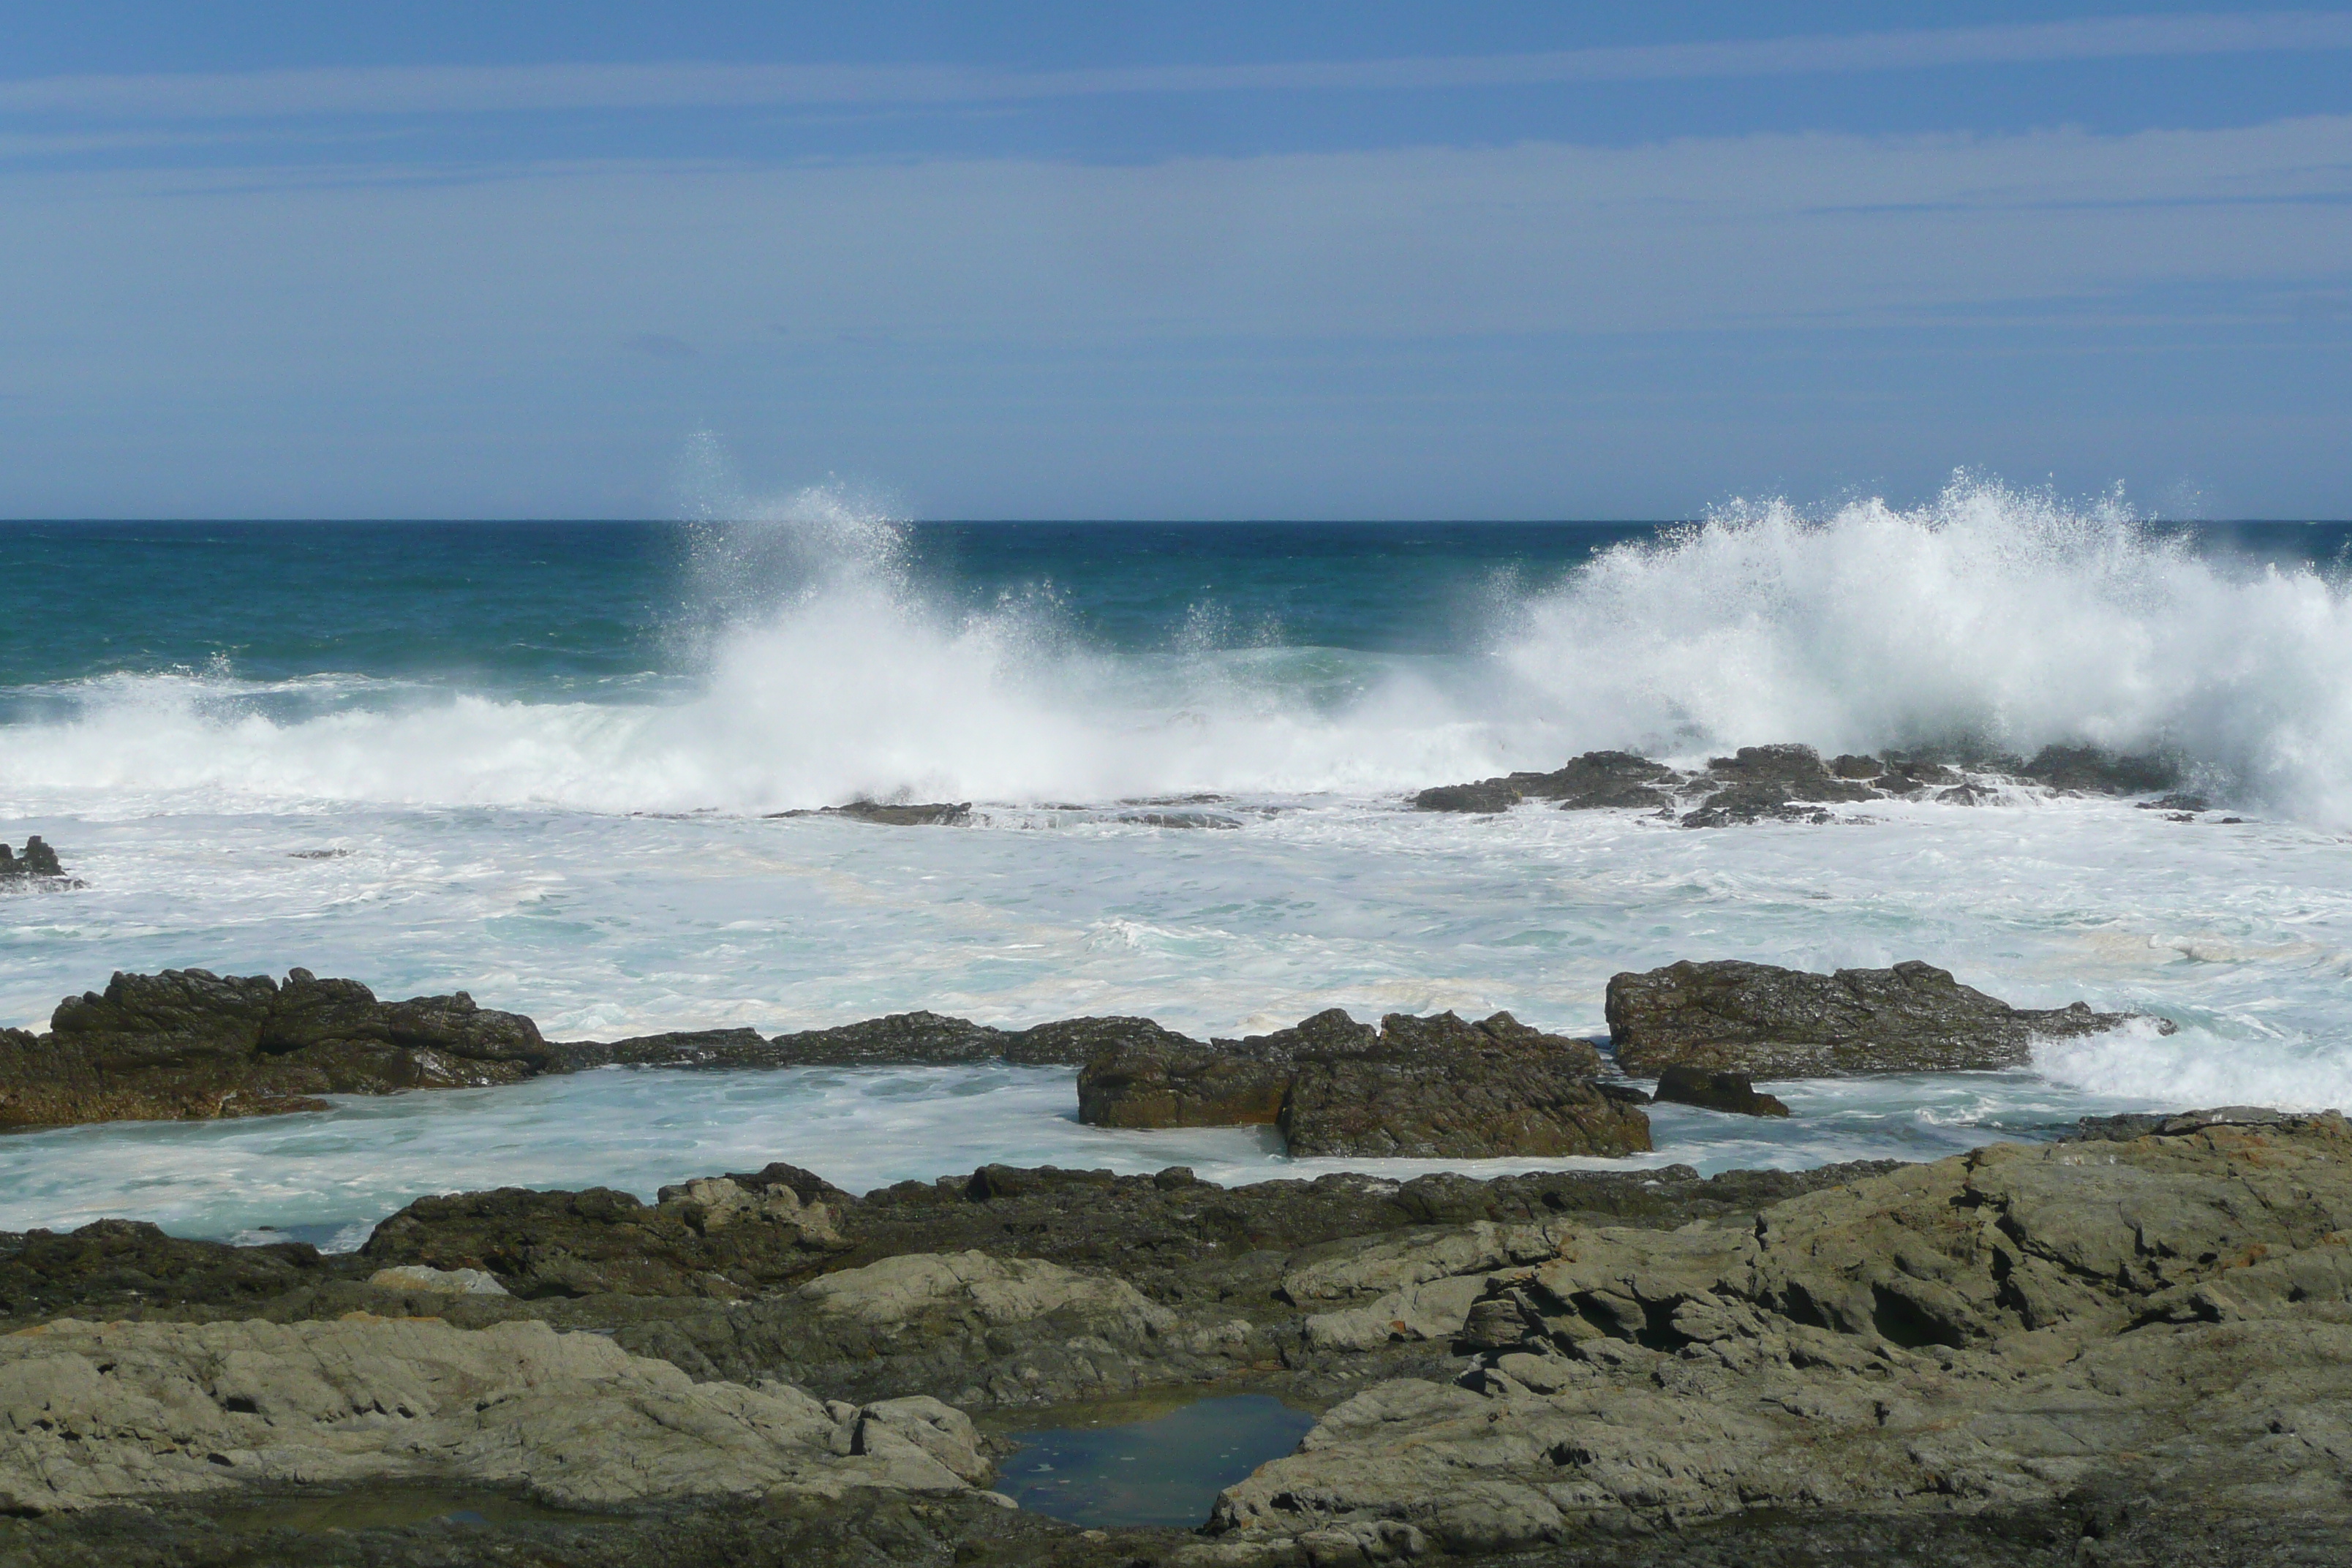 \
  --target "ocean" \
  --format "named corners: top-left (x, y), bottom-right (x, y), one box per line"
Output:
top-left (7, 478), bottom-right (2352, 1247)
